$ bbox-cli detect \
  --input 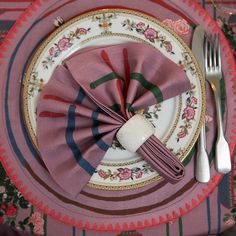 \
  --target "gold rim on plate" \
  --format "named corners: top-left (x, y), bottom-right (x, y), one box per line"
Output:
top-left (23, 9), bottom-right (206, 191)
